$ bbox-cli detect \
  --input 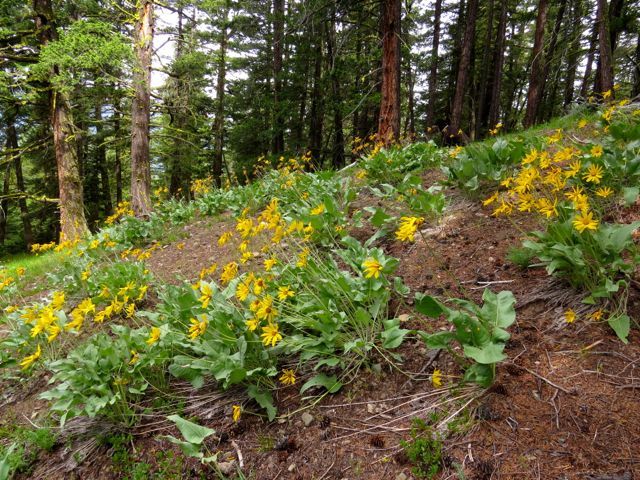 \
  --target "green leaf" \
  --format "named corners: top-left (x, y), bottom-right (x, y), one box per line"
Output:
top-left (369, 208), bottom-right (392, 227)
top-left (167, 415), bottom-right (215, 445)
top-left (481, 289), bottom-right (516, 329)
top-left (162, 435), bottom-right (204, 459)
top-left (300, 373), bottom-right (342, 395)
top-left (463, 363), bottom-right (495, 387)
top-left (463, 343), bottom-right (506, 364)
top-left (381, 319), bottom-right (410, 349)
top-left (608, 314), bottom-right (630, 344)
top-left (247, 385), bottom-right (277, 421)
top-left (419, 330), bottom-right (455, 349)
top-left (415, 293), bottom-right (444, 317)
top-left (623, 187), bottom-right (639, 205)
